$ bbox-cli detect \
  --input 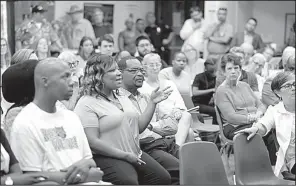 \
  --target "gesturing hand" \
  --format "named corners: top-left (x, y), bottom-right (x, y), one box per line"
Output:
top-left (60, 159), bottom-right (91, 184)
top-left (150, 86), bottom-right (173, 104)
top-left (234, 126), bottom-right (259, 141)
